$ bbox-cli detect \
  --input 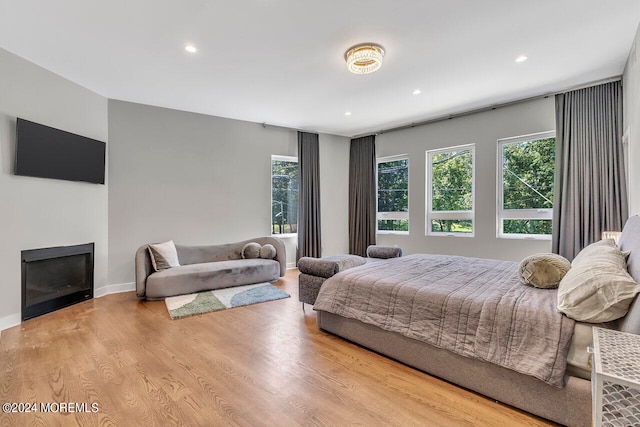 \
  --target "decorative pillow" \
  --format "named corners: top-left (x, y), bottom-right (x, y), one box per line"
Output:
top-left (148, 240), bottom-right (180, 271)
top-left (557, 239), bottom-right (640, 323)
top-left (366, 245), bottom-right (403, 259)
top-left (259, 244), bottom-right (276, 259)
top-left (518, 253), bottom-right (571, 289)
top-left (241, 242), bottom-right (261, 259)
